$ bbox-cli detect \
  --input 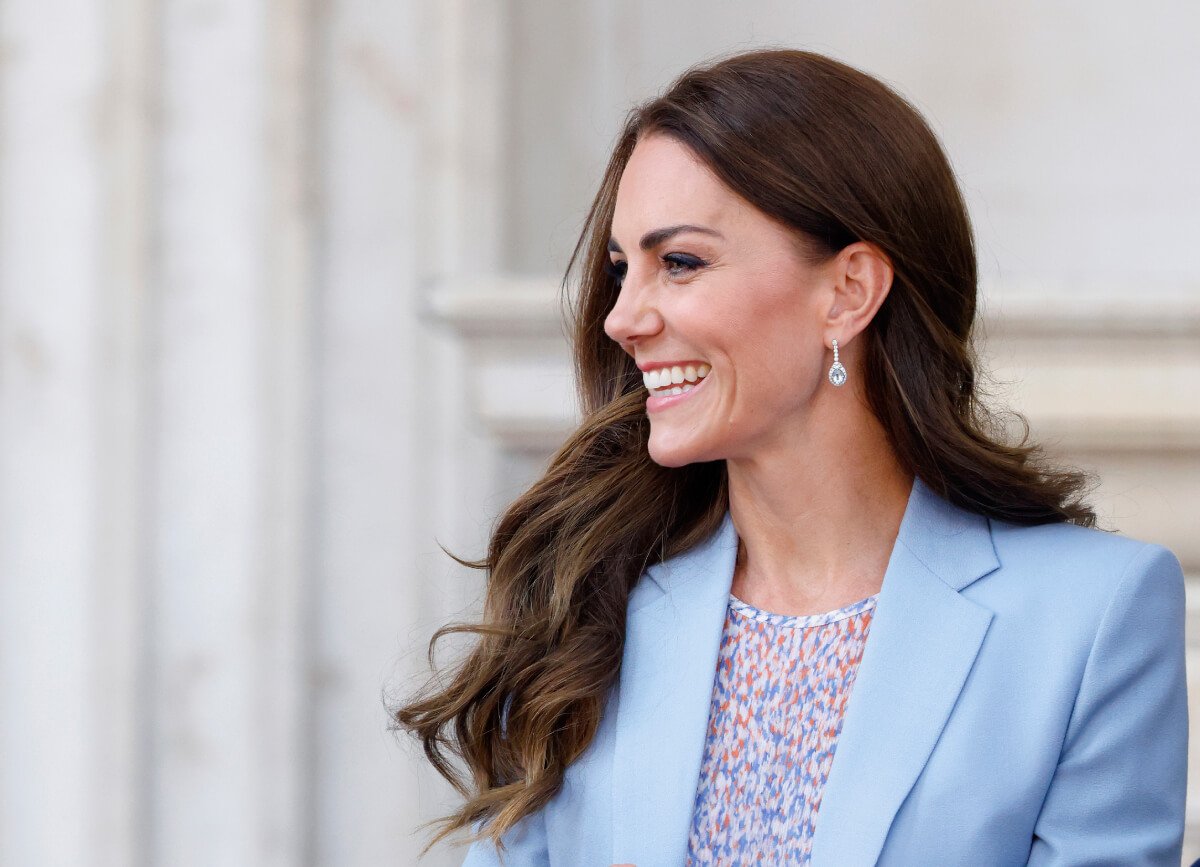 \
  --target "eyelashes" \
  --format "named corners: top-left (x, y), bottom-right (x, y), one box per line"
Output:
top-left (604, 254), bottom-right (705, 285)
top-left (603, 259), bottom-right (627, 282)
